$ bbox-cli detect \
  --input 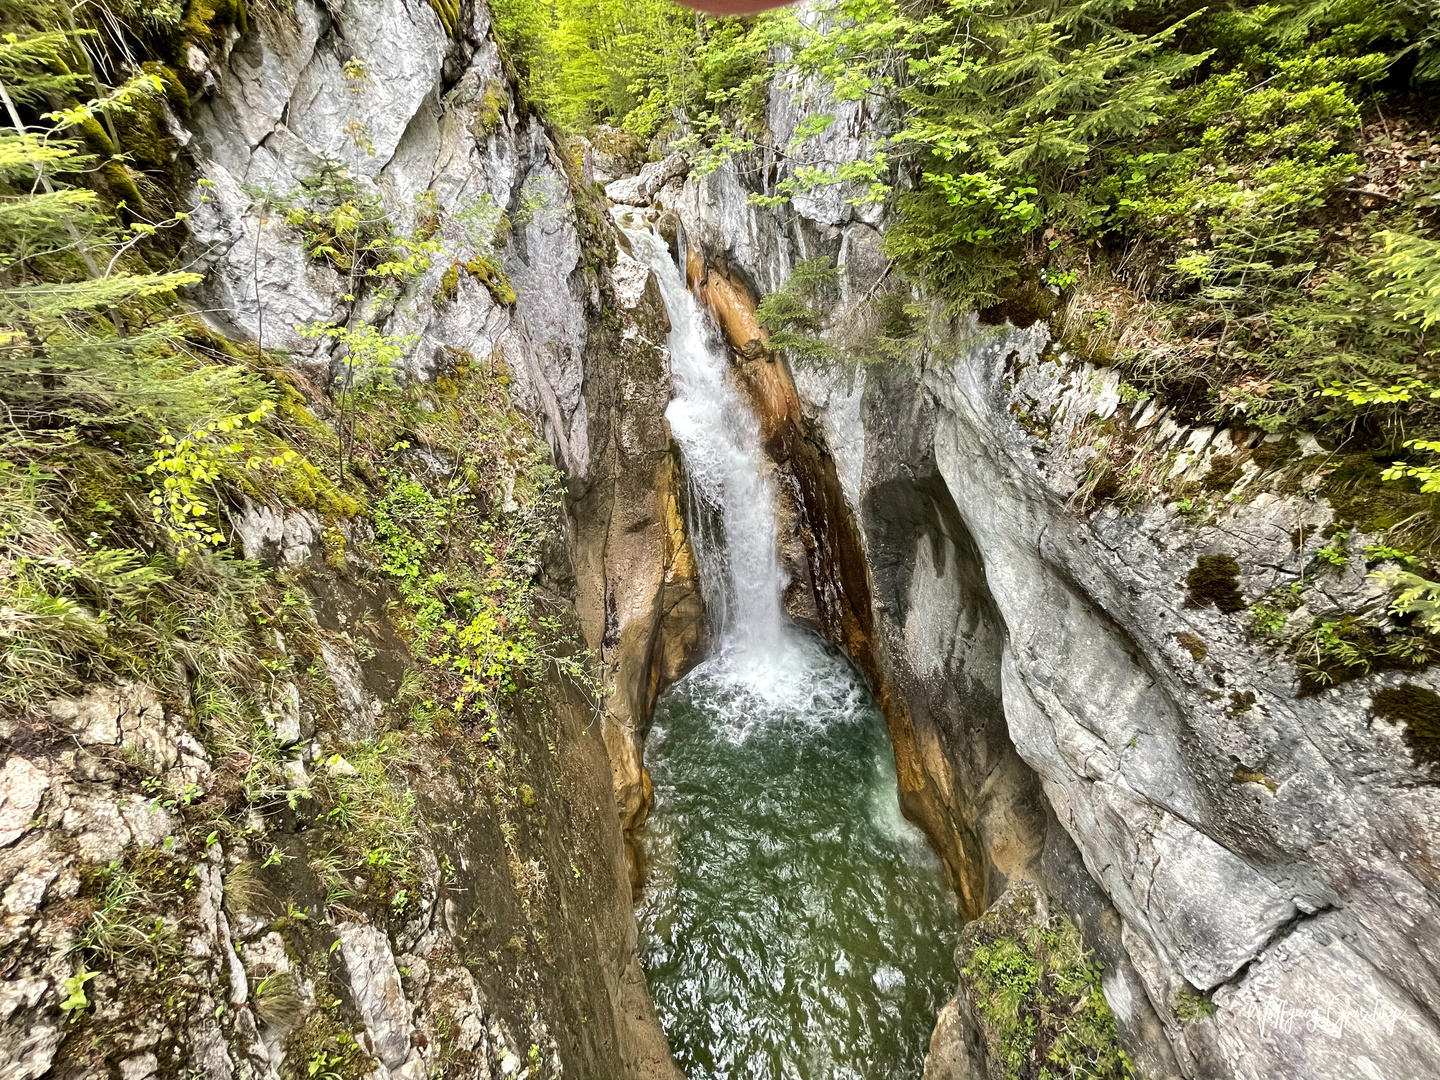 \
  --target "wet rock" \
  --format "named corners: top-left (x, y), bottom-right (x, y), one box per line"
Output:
top-left (921, 998), bottom-right (980, 1080)
top-left (570, 224), bottom-right (704, 884)
top-left (604, 153), bottom-right (688, 207)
